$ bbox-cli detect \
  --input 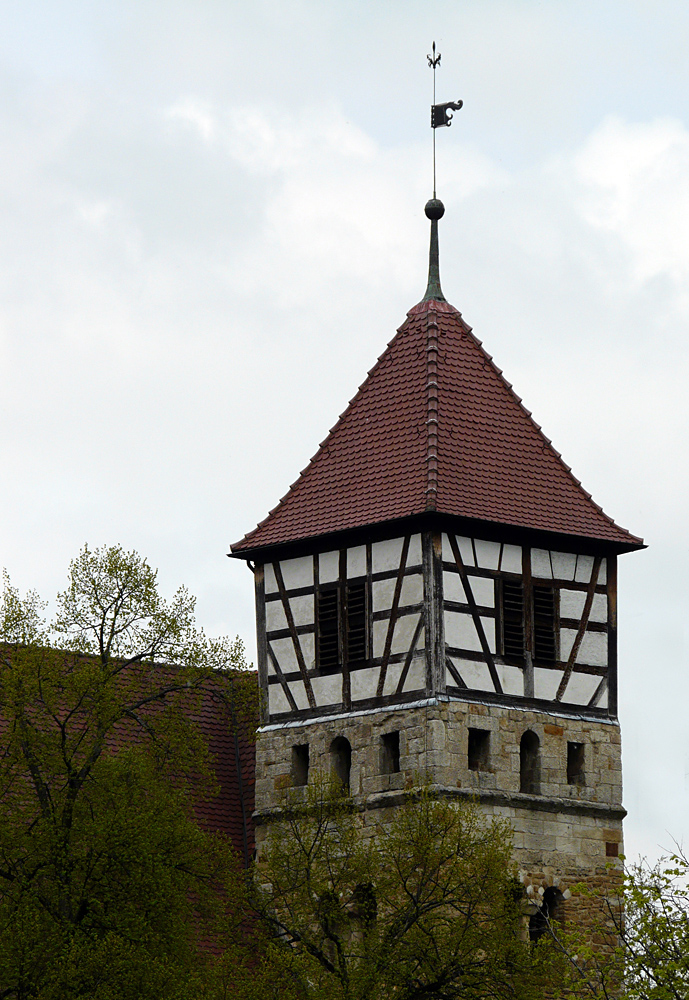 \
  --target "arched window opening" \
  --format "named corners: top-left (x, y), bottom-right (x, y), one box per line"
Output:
top-left (520, 731), bottom-right (541, 795)
top-left (330, 736), bottom-right (352, 791)
top-left (529, 886), bottom-right (564, 942)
